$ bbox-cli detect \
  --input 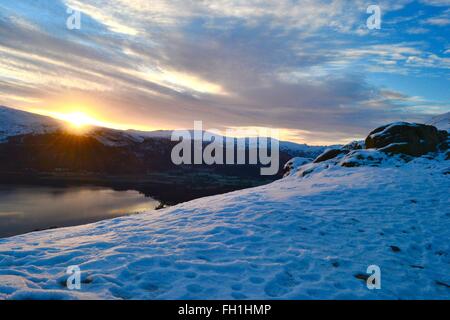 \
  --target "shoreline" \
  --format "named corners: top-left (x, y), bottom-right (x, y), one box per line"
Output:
top-left (0, 170), bottom-right (276, 205)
